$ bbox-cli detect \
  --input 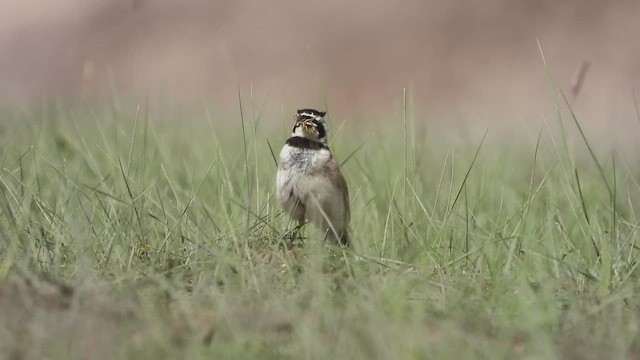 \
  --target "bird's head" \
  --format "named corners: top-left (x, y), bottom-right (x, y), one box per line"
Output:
top-left (291, 109), bottom-right (328, 144)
